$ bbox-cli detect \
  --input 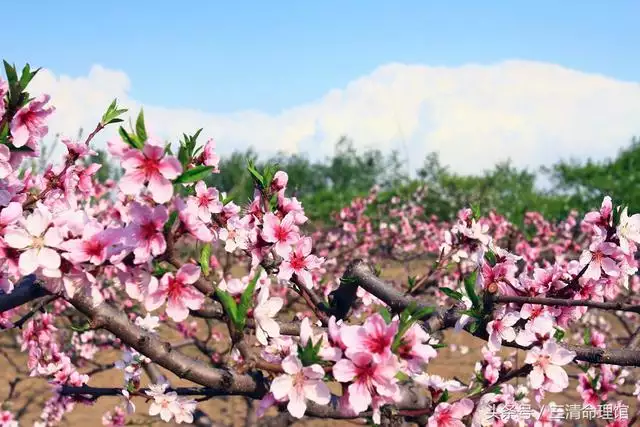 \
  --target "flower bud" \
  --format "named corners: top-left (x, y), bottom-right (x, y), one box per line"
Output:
top-left (270, 171), bottom-right (288, 192)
